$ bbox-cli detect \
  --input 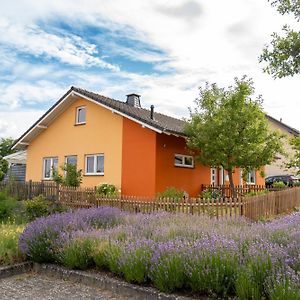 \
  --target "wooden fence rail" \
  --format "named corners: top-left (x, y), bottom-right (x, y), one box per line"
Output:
top-left (0, 181), bottom-right (300, 220)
